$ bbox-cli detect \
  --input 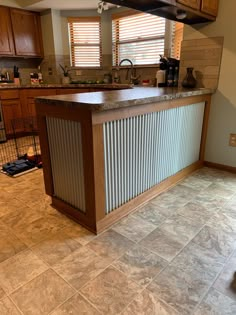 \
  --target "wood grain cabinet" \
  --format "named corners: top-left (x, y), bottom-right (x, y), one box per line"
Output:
top-left (201, 0), bottom-right (219, 16)
top-left (177, 0), bottom-right (219, 16)
top-left (21, 89), bottom-right (57, 118)
top-left (177, 0), bottom-right (201, 10)
top-left (0, 6), bottom-right (15, 56)
top-left (0, 6), bottom-right (43, 57)
top-left (0, 90), bottom-right (22, 135)
top-left (10, 8), bottom-right (43, 57)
